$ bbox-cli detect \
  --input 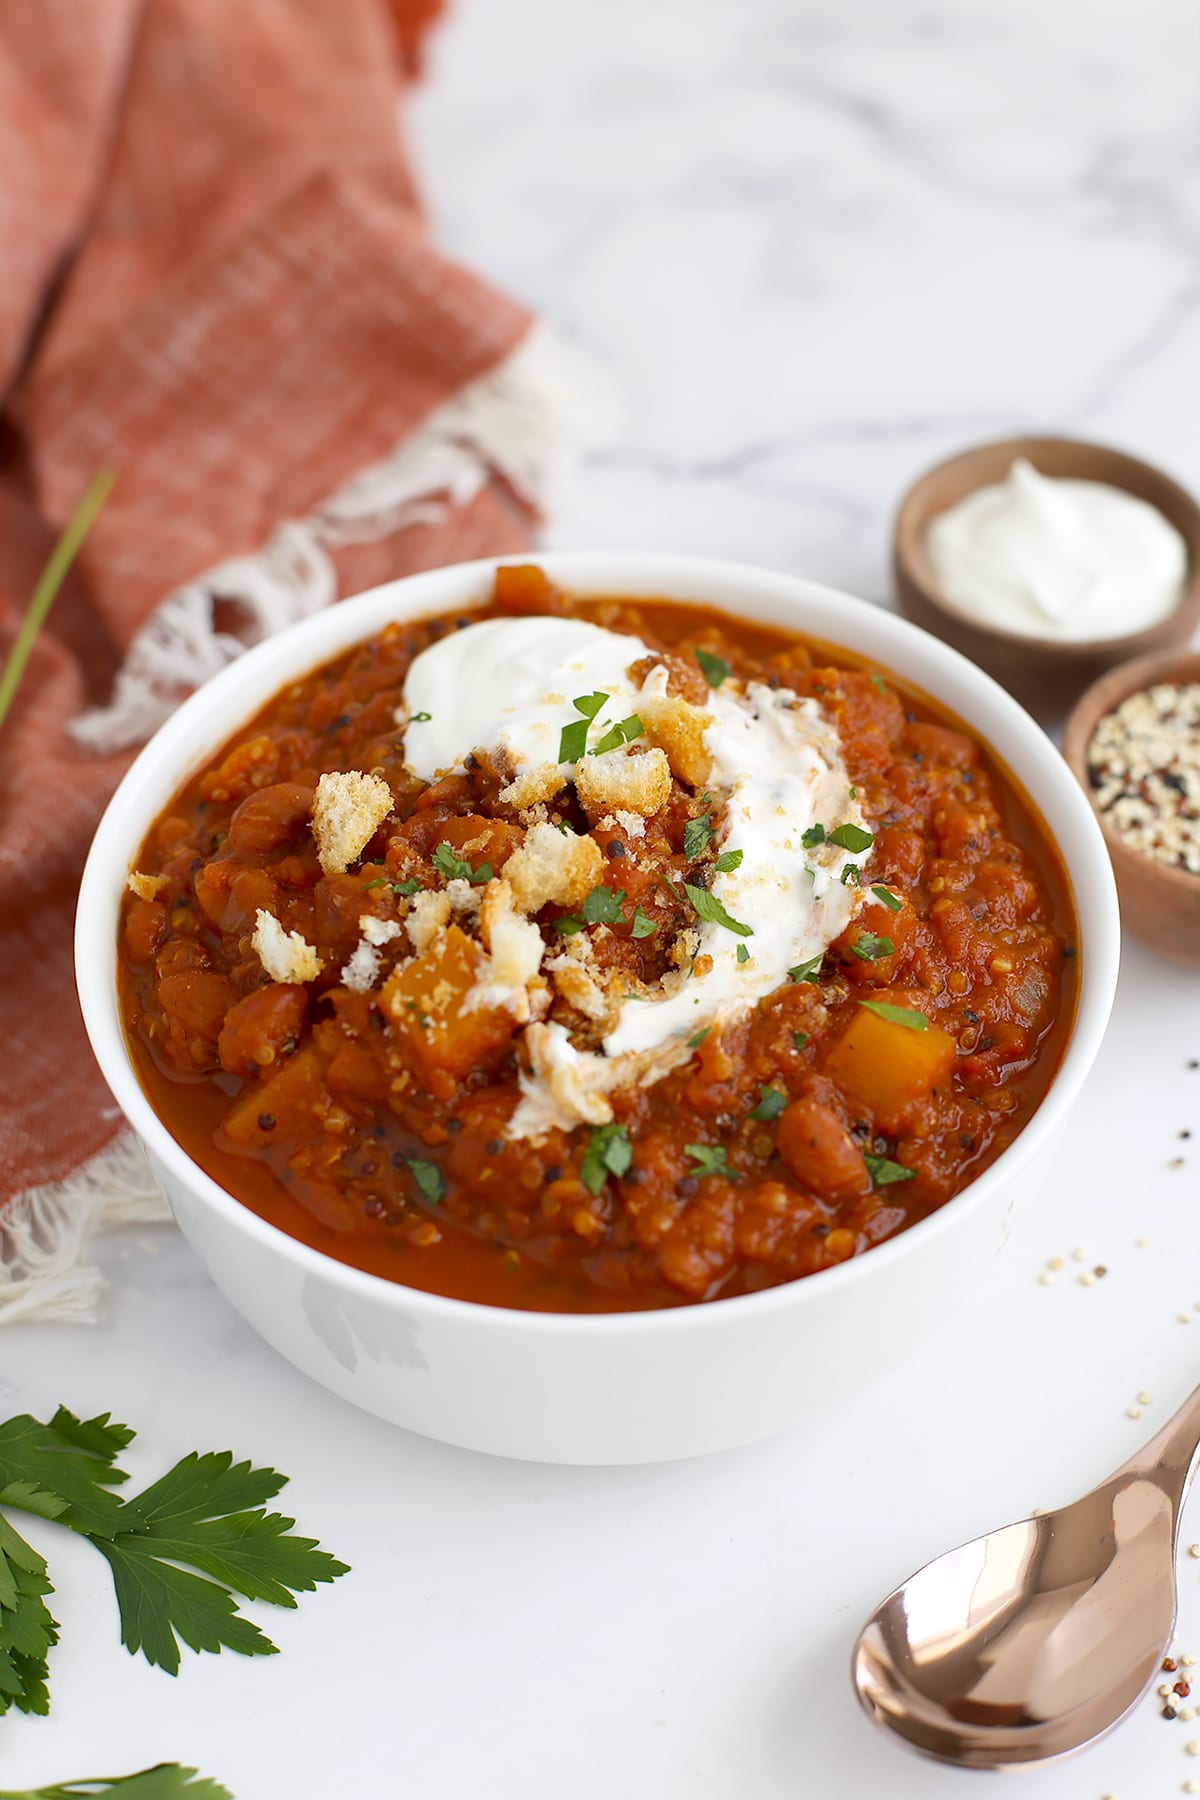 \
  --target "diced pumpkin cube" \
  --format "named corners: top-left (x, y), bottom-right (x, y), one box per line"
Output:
top-left (823, 1003), bottom-right (957, 1132)
top-left (380, 924), bottom-right (516, 1089)
top-left (221, 1045), bottom-right (328, 1149)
